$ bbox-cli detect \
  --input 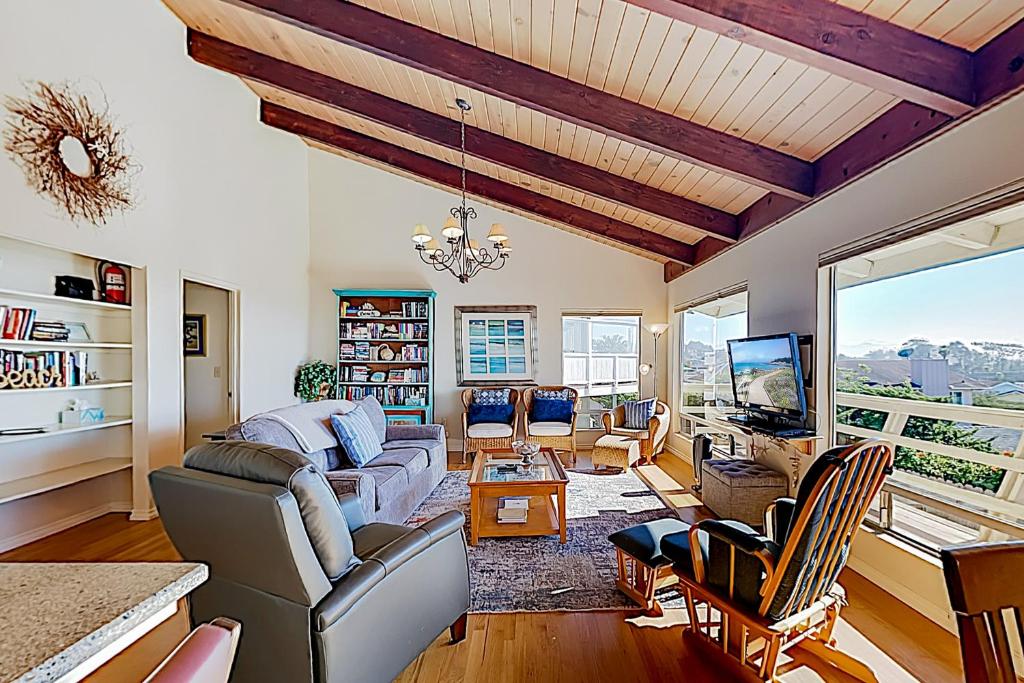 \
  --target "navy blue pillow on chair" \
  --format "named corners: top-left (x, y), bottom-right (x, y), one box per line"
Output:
top-left (530, 398), bottom-right (574, 423)
top-left (468, 402), bottom-right (515, 425)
